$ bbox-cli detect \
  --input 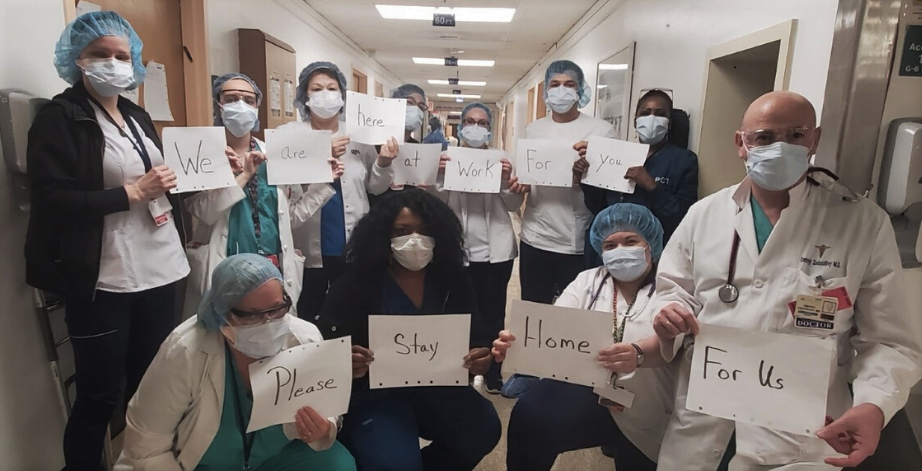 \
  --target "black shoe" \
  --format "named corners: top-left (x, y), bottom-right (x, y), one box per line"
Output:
top-left (484, 374), bottom-right (503, 395)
